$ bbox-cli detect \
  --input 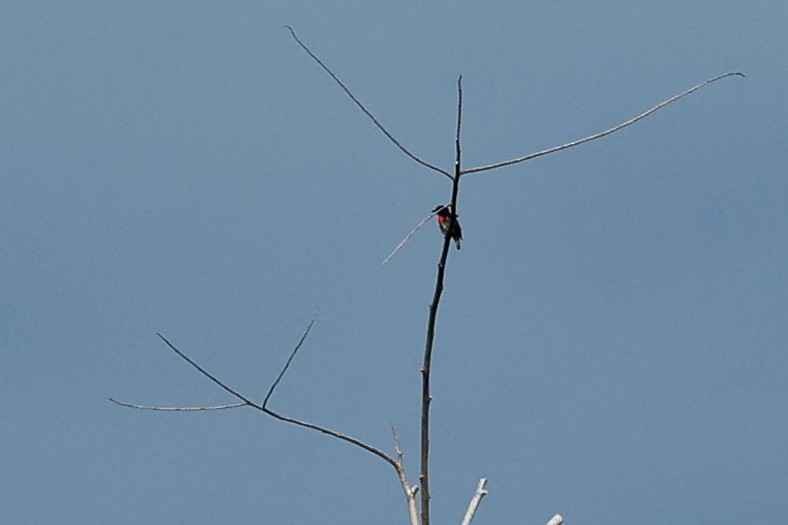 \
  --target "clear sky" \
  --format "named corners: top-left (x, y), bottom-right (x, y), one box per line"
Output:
top-left (2, 2), bottom-right (786, 524)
